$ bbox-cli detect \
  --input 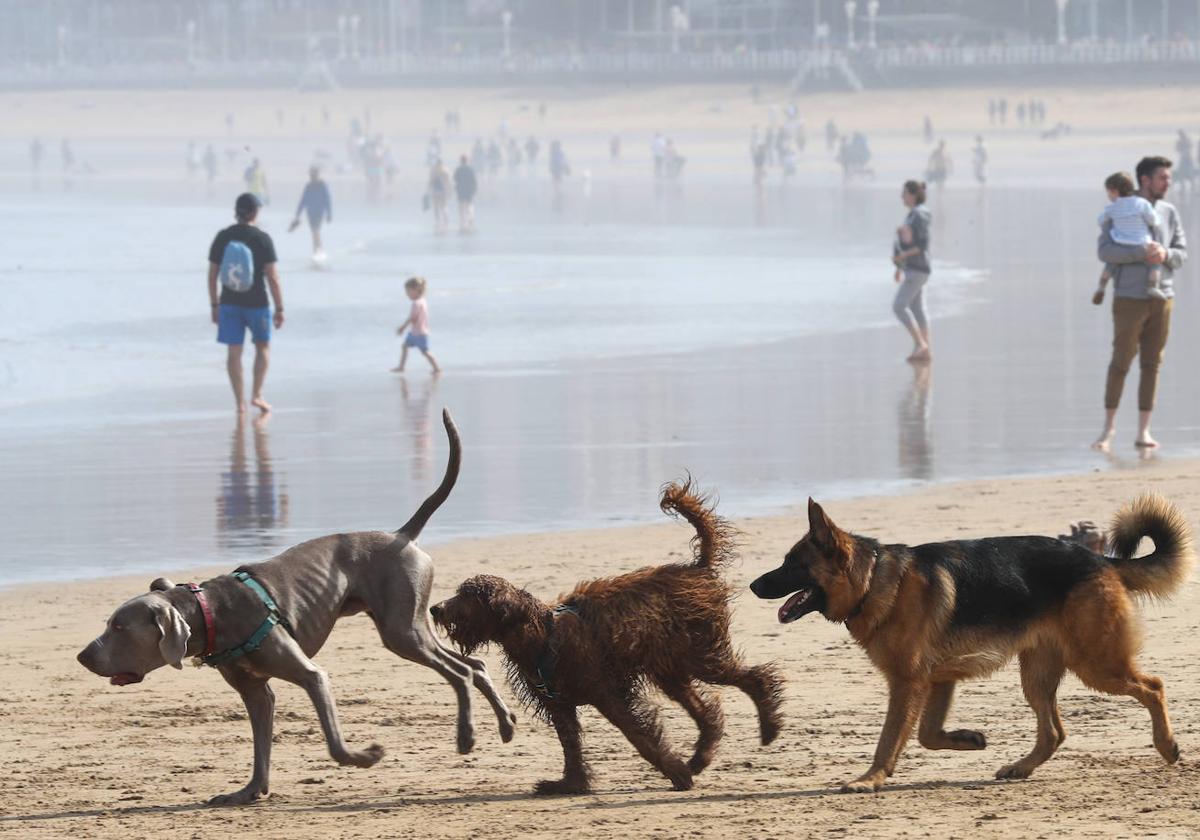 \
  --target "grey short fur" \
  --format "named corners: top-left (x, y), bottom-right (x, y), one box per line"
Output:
top-left (77, 410), bottom-right (516, 806)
